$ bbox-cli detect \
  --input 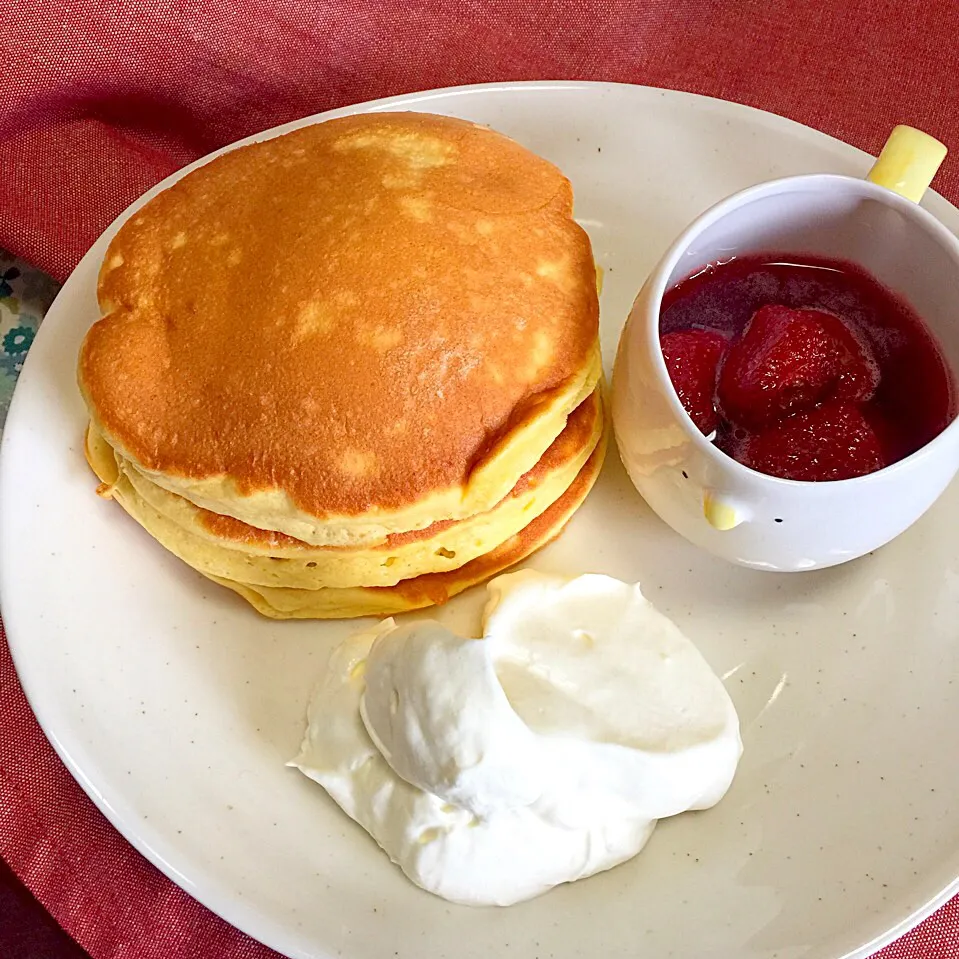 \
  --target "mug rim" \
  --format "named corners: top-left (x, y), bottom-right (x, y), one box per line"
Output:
top-left (641, 172), bottom-right (959, 490)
